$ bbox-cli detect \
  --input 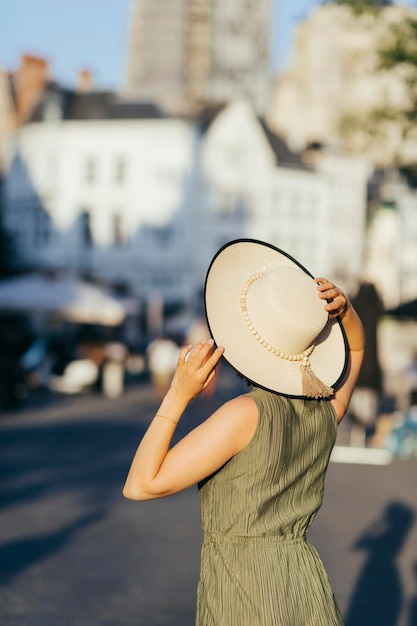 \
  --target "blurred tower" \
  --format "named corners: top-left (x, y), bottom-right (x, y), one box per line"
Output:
top-left (125, 0), bottom-right (272, 115)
